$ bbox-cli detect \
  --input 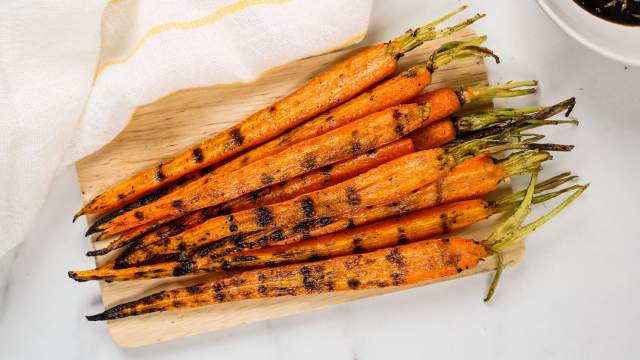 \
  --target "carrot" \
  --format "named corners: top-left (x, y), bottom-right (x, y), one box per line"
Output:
top-left (84, 176), bottom-right (586, 320)
top-left (75, 7), bottom-right (484, 220)
top-left (114, 148), bottom-right (456, 268)
top-left (69, 172), bottom-right (578, 282)
top-left (114, 124), bottom-right (565, 270)
top-left (91, 37), bottom-right (500, 235)
top-left (112, 102), bottom-right (577, 267)
top-left (90, 88), bottom-right (545, 255)
top-left (88, 139), bottom-right (415, 256)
